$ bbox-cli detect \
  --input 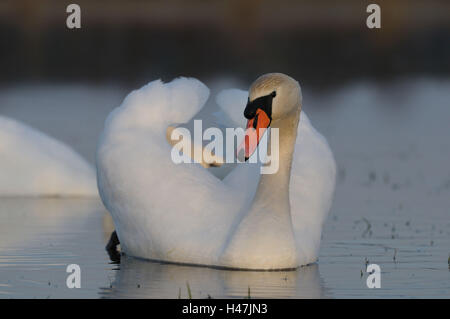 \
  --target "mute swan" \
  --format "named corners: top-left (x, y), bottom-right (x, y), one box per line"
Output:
top-left (97, 73), bottom-right (336, 270)
top-left (0, 116), bottom-right (97, 197)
